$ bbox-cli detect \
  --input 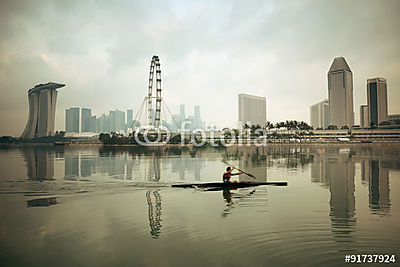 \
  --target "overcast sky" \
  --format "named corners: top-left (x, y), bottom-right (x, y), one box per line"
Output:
top-left (0, 0), bottom-right (399, 136)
